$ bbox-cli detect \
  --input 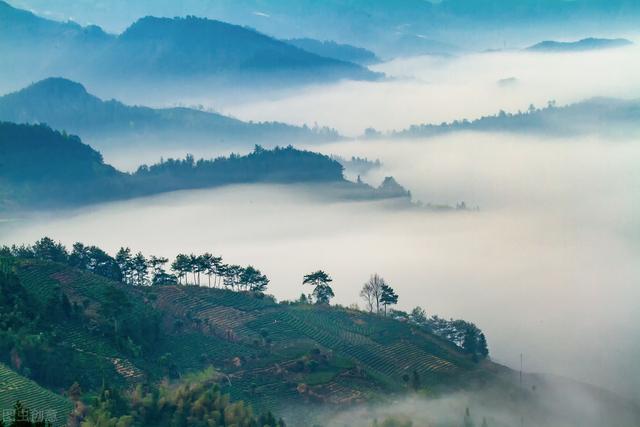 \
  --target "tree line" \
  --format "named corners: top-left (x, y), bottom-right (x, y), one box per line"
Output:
top-left (2, 237), bottom-right (488, 360)
top-left (1, 238), bottom-right (270, 294)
